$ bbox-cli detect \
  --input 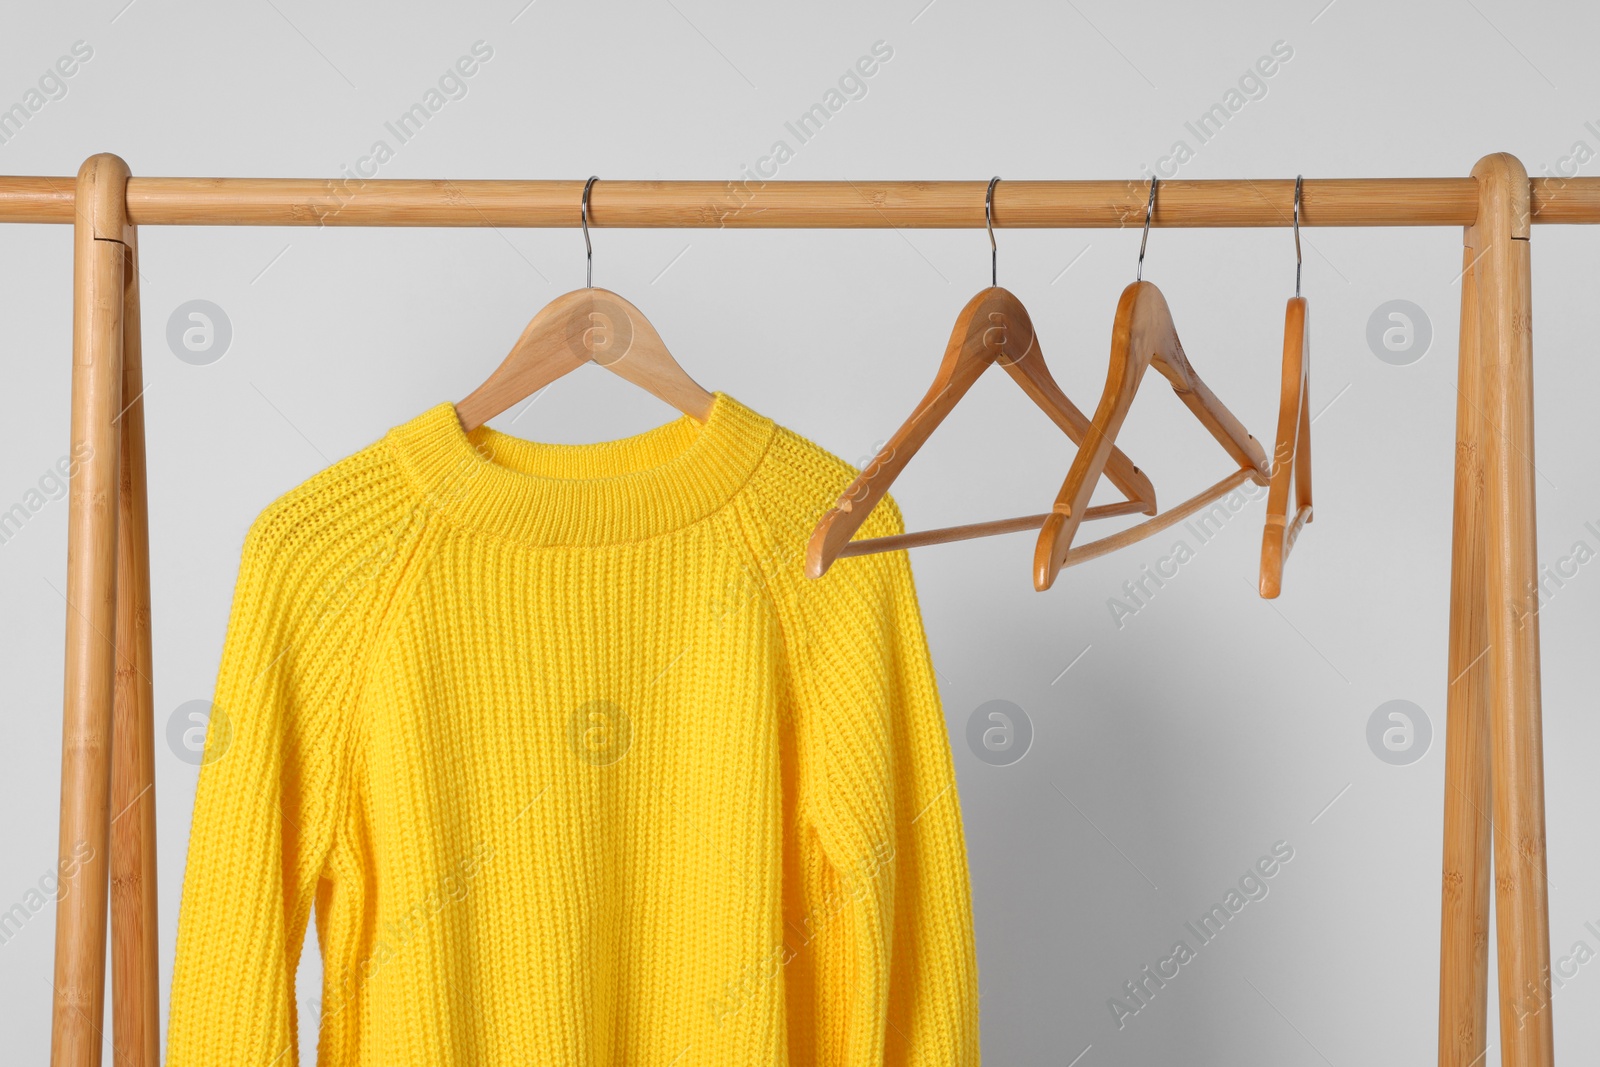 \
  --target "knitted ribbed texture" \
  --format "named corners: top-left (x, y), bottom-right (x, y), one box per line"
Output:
top-left (165, 392), bottom-right (979, 1066)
